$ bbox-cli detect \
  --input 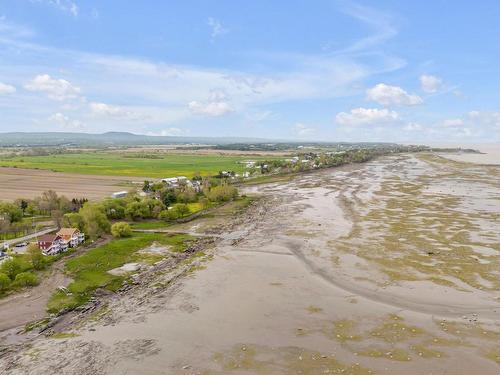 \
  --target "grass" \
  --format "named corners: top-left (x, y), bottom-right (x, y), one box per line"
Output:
top-left (47, 232), bottom-right (194, 313)
top-left (0, 152), bottom-right (277, 178)
top-left (130, 221), bottom-right (171, 230)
